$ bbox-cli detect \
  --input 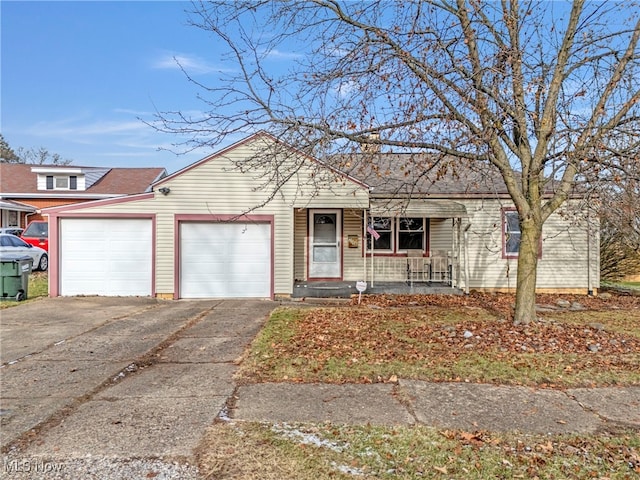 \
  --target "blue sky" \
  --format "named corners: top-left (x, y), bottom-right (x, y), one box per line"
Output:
top-left (1, 1), bottom-right (248, 172)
